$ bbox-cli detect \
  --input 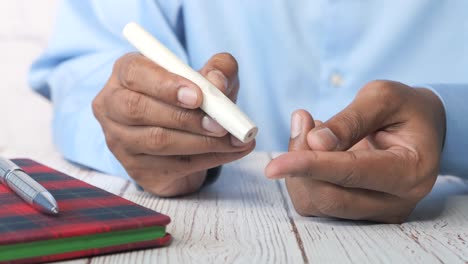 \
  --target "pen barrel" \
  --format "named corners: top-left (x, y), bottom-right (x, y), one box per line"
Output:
top-left (5, 170), bottom-right (45, 204)
top-left (123, 22), bottom-right (258, 143)
top-left (0, 158), bottom-right (20, 184)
